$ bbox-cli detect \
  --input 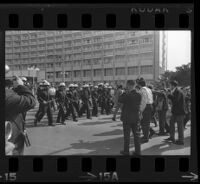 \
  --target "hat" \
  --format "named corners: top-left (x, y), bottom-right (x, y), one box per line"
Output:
top-left (39, 82), bottom-right (43, 86)
top-left (74, 84), bottom-right (78, 87)
top-left (59, 82), bottom-right (66, 87)
top-left (21, 77), bottom-right (27, 82)
top-left (108, 86), bottom-right (112, 89)
top-left (69, 84), bottom-right (74, 88)
top-left (98, 83), bottom-right (103, 86)
top-left (43, 81), bottom-right (50, 86)
top-left (83, 84), bottom-right (89, 88)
